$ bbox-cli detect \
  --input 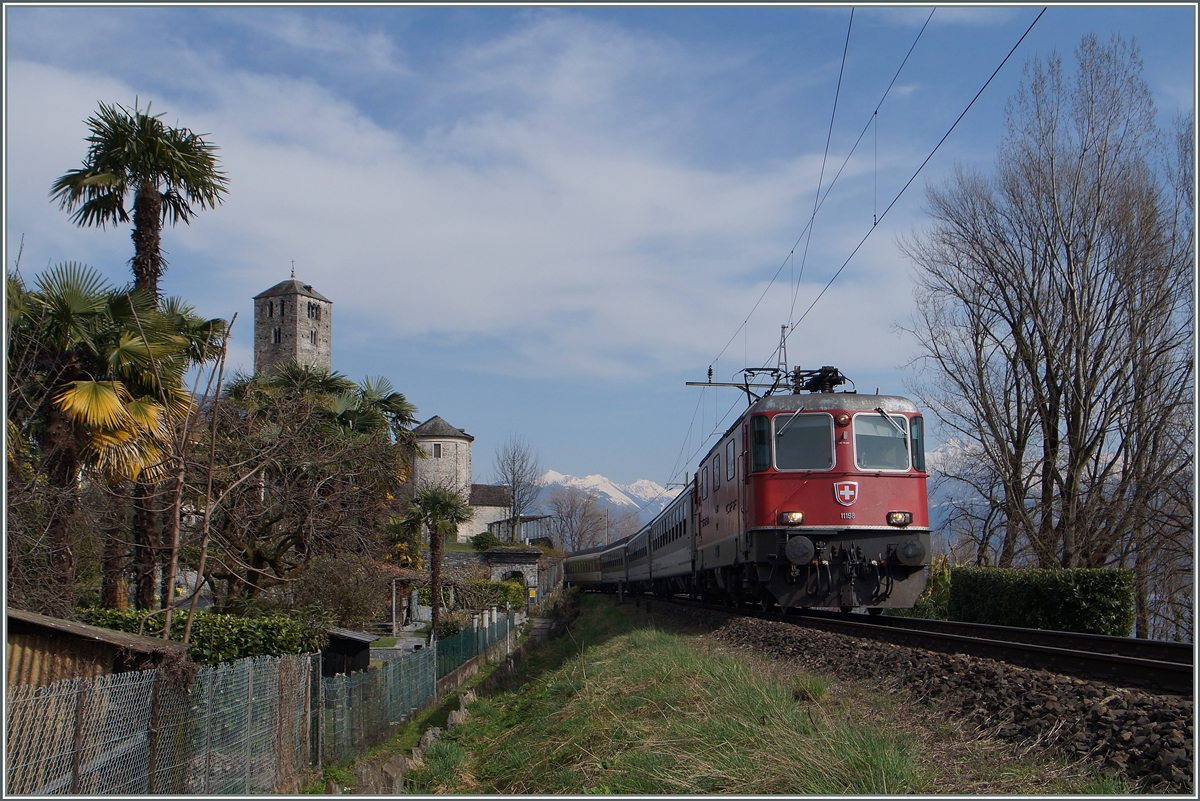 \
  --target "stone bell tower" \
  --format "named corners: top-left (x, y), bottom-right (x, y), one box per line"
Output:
top-left (253, 269), bottom-right (332, 374)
